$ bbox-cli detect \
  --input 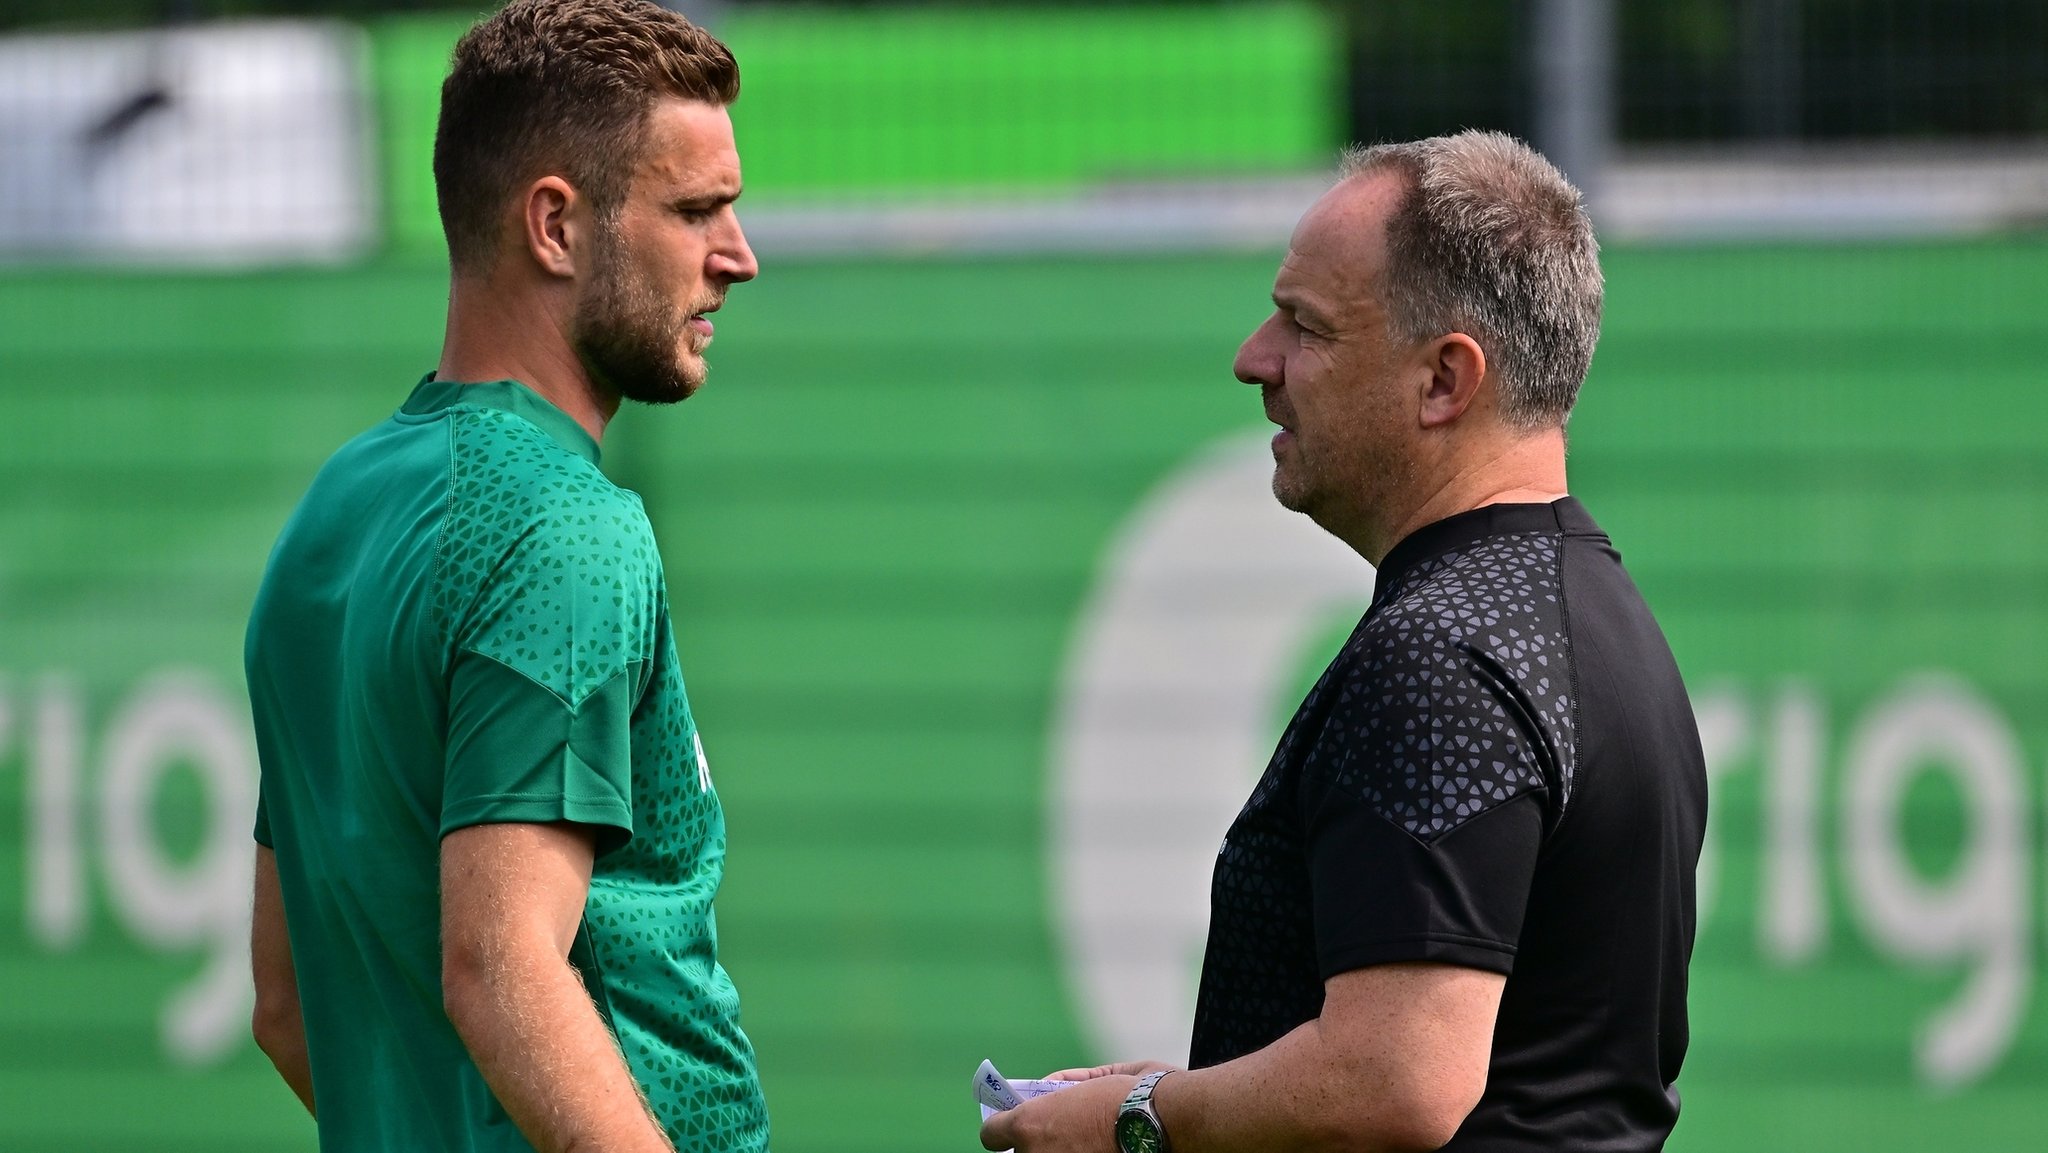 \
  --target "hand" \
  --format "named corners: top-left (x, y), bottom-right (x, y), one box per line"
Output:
top-left (1045, 1060), bottom-right (1180, 1082)
top-left (980, 1073), bottom-right (1134, 1153)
